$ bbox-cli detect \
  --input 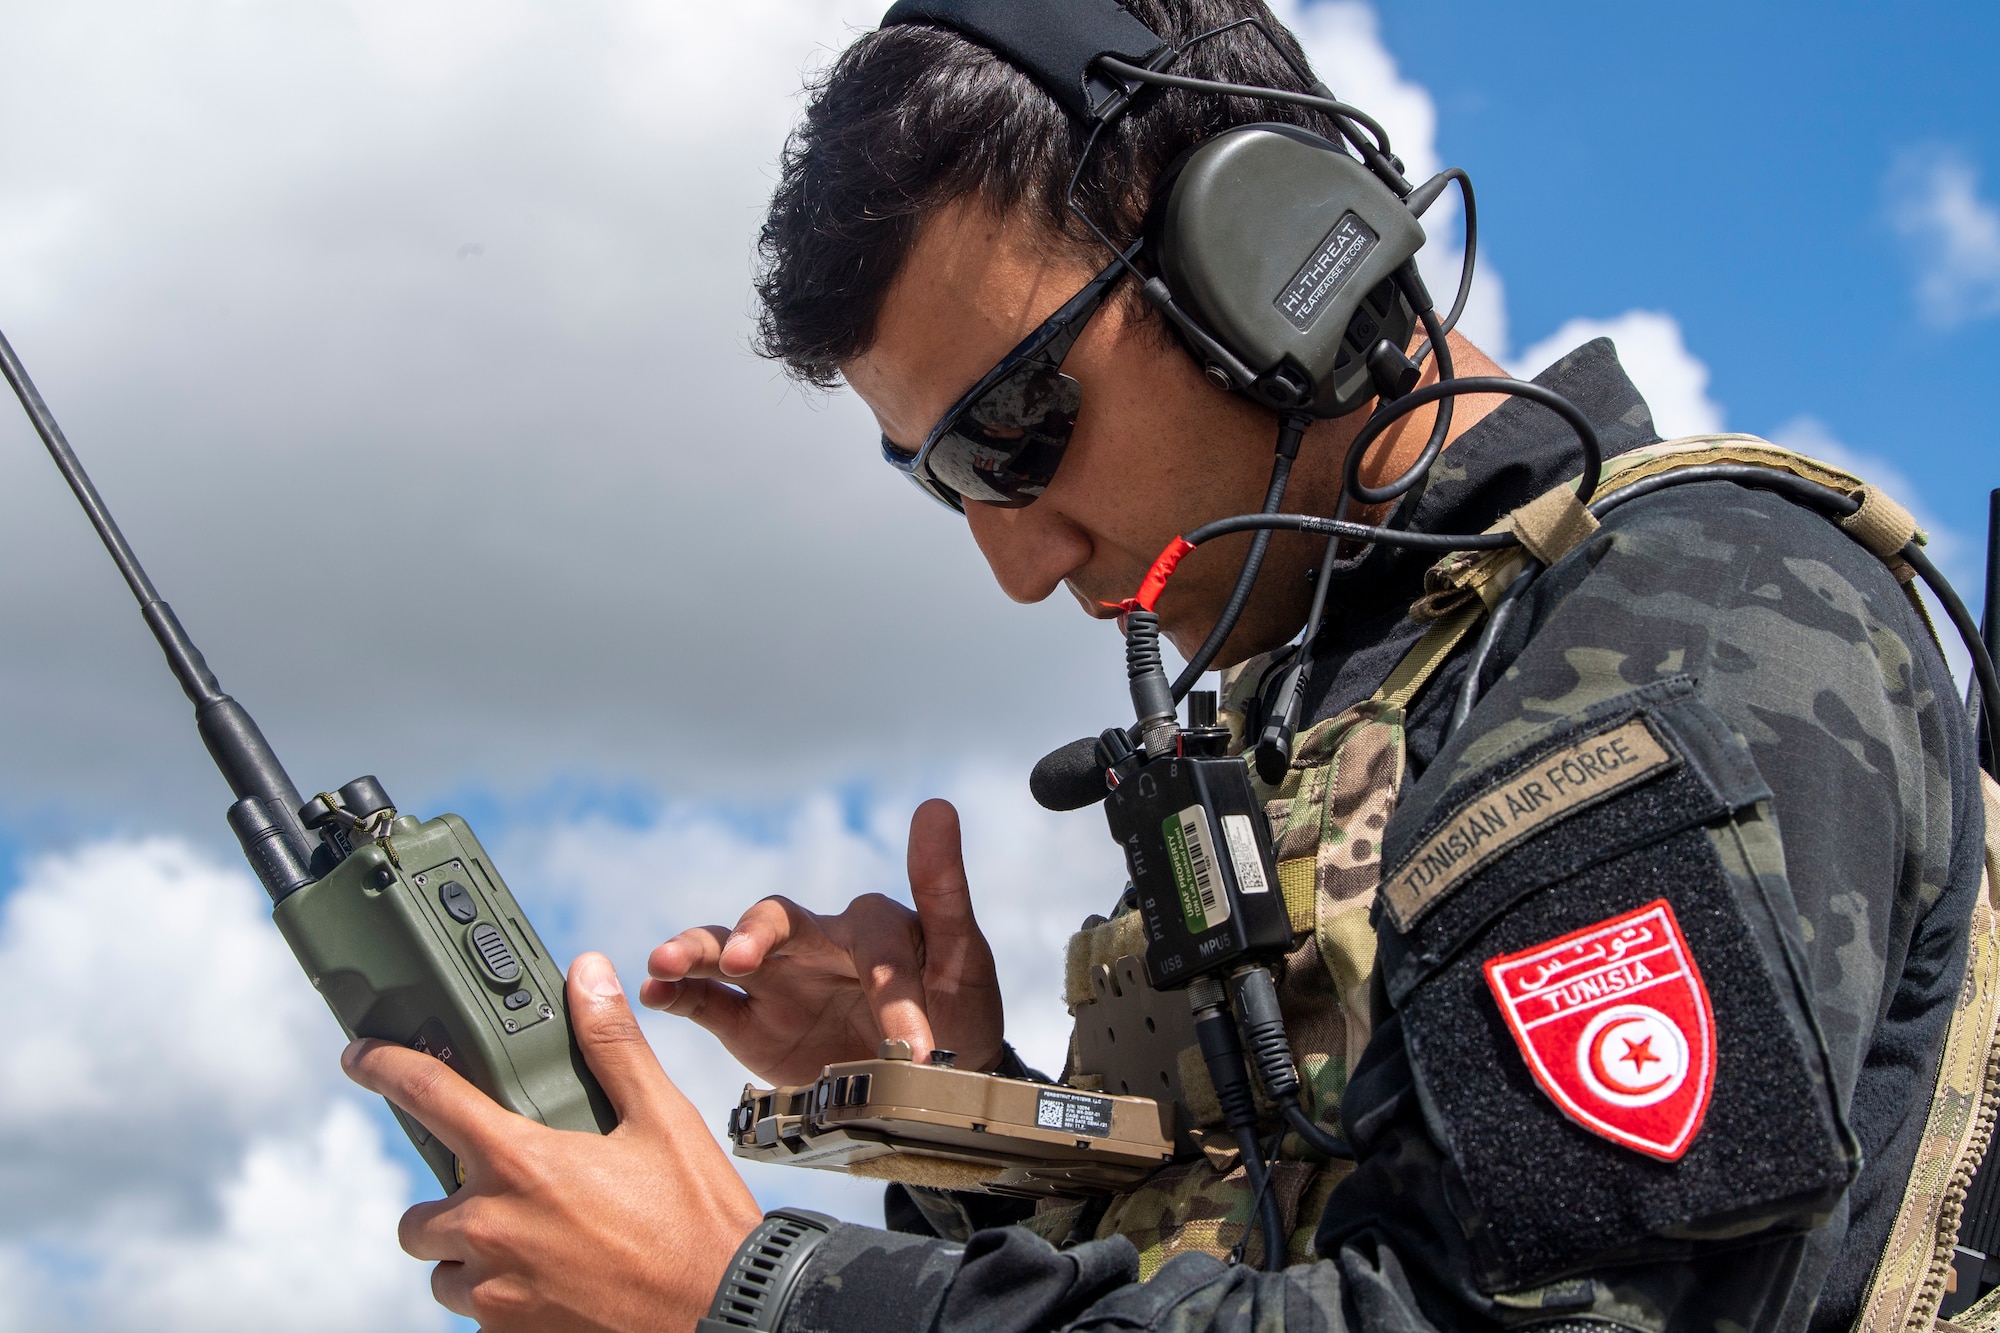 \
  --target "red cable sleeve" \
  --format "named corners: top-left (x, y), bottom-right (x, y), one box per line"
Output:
top-left (1100, 535), bottom-right (1197, 615)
